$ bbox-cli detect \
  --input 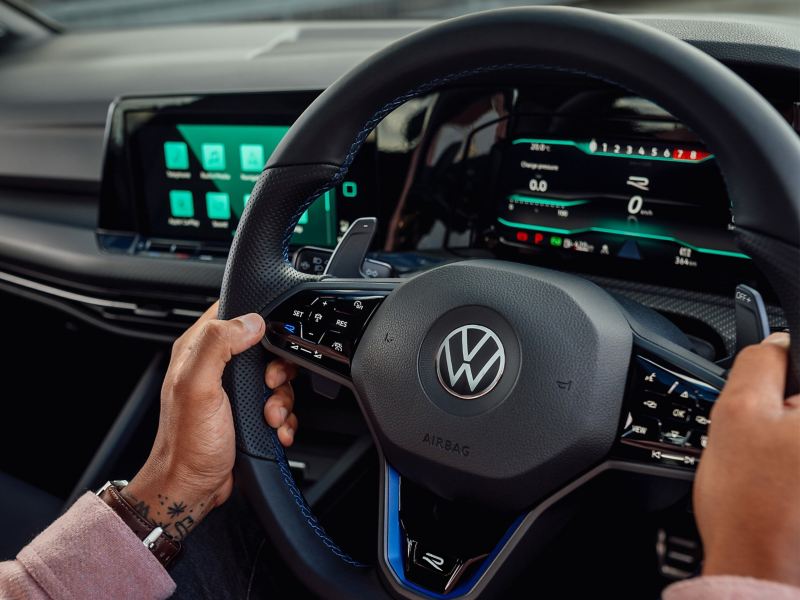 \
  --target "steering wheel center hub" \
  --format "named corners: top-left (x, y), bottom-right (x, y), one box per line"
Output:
top-left (352, 260), bottom-right (633, 510)
top-left (419, 305), bottom-right (520, 416)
